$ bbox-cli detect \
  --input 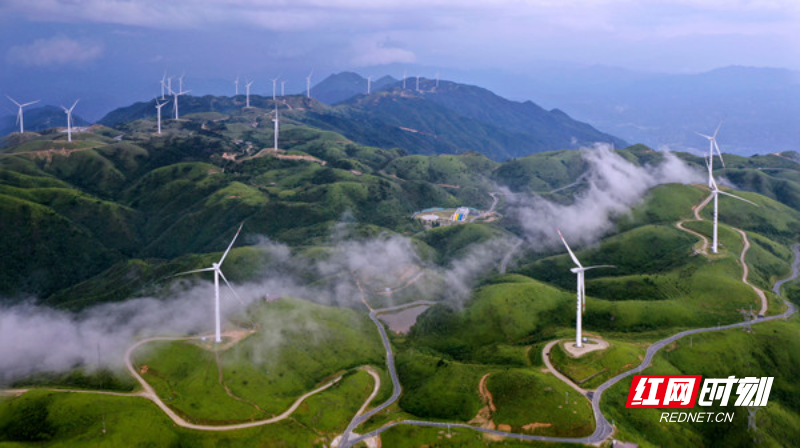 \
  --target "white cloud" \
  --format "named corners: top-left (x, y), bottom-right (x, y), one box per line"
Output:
top-left (351, 38), bottom-right (416, 67)
top-left (7, 36), bottom-right (104, 67)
